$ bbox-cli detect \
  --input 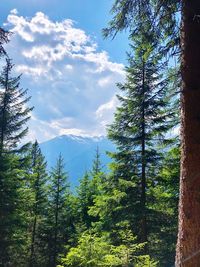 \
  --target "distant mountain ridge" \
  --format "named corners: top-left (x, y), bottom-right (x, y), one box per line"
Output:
top-left (39, 134), bottom-right (115, 187)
